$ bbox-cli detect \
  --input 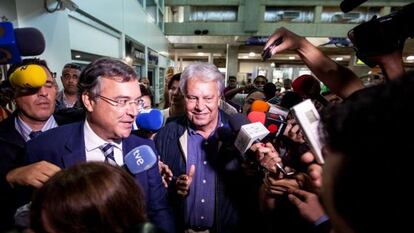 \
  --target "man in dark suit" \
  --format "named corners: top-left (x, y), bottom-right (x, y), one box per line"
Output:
top-left (0, 59), bottom-right (62, 232)
top-left (23, 58), bottom-right (174, 233)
